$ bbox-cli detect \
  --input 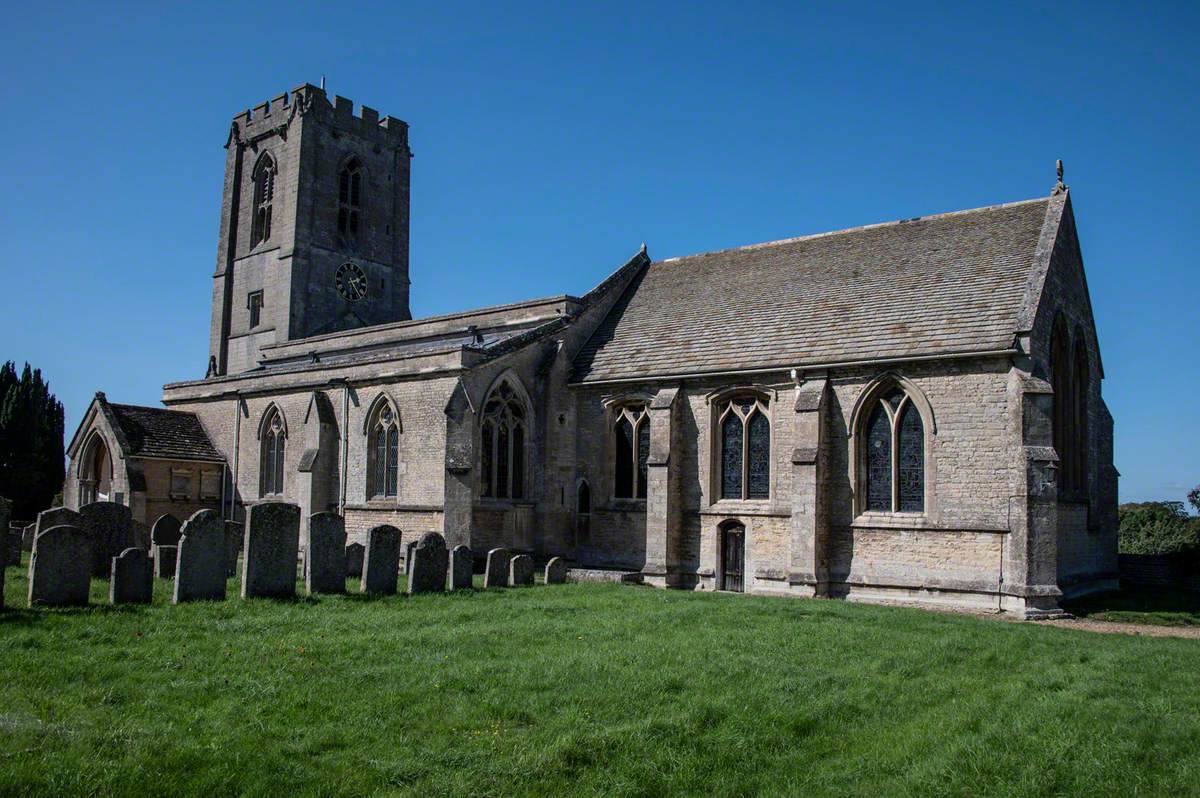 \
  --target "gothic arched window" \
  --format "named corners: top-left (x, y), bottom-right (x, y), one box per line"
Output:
top-left (613, 405), bottom-right (649, 499)
top-left (260, 406), bottom-right (286, 496)
top-left (1072, 333), bottom-right (1090, 493)
top-left (1050, 316), bottom-right (1074, 492)
top-left (717, 395), bottom-right (770, 500)
top-left (480, 380), bottom-right (528, 500)
top-left (367, 398), bottom-right (400, 499)
top-left (251, 153), bottom-right (276, 247)
top-left (861, 387), bottom-right (925, 512)
top-left (337, 157), bottom-right (363, 246)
